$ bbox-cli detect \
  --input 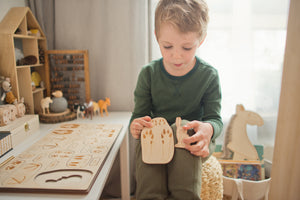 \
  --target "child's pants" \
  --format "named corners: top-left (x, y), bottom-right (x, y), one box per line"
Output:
top-left (135, 139), bottom-right (215, 200)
